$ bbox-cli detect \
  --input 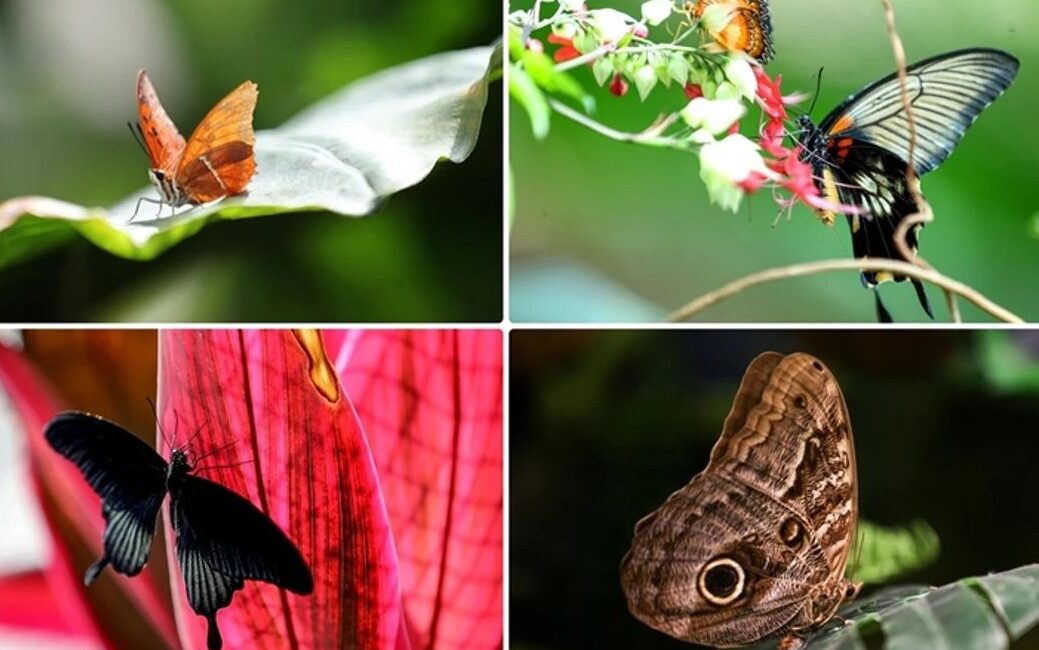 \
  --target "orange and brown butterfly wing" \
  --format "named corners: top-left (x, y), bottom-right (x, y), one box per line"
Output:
top-left (691, 0), bottom-right (774, 62)
top-left (136, 70), bottom-right (187, 174)
top-left (175, 80), bottom-right (258, 203)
